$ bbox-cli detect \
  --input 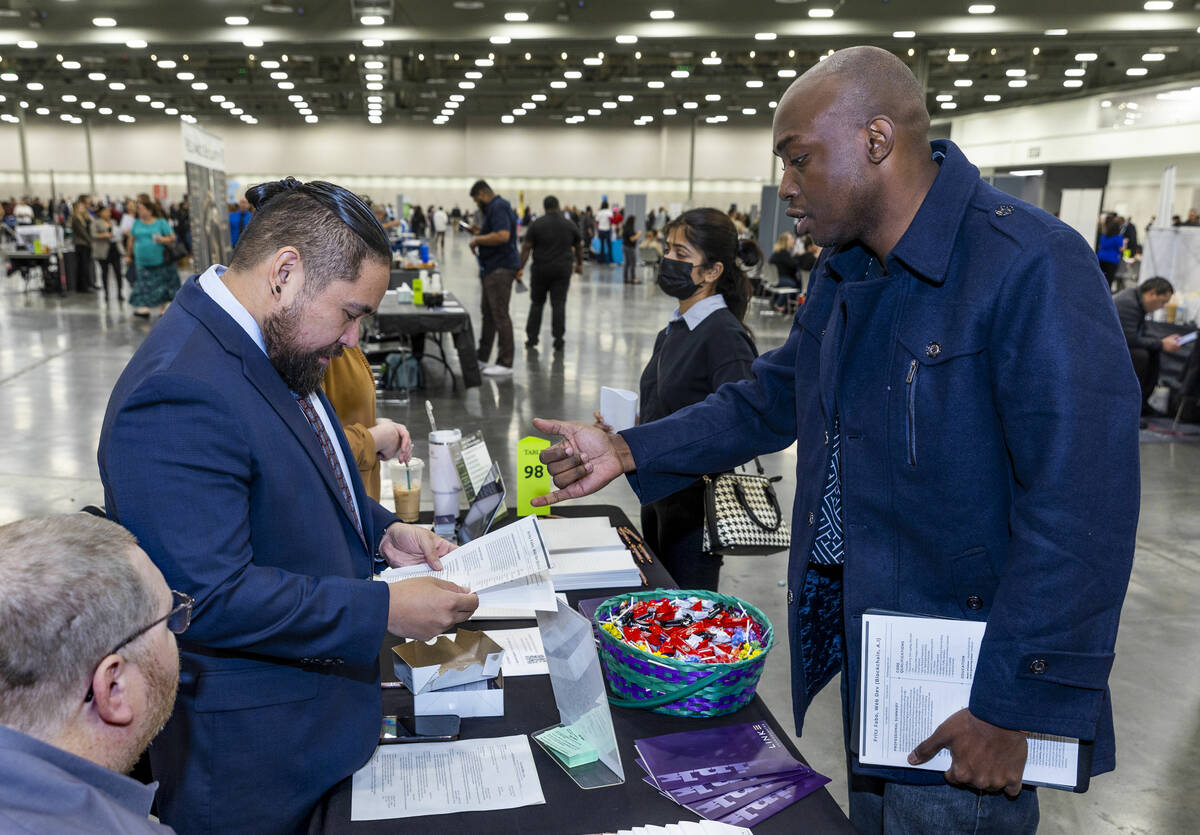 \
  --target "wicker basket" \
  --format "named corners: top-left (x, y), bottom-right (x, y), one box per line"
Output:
top-left (593, 588), bottom-right (774, 718)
